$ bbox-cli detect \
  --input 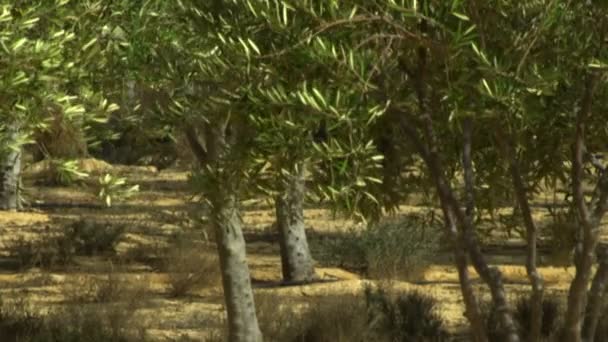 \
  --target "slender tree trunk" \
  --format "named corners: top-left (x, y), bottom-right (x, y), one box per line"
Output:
top-left (442, 203), bottom-right (487, 342)
top-left (499, 130), bottom-right (544, 342)
top-left (399, 116), bottom-right (518, 341)
top-left (406, 3), bottom-right (518, 338)
top-left (583, 246), bottom-right (608, 341)
top-left (187, 121), bottom-right (263, 342)
top-left (0, 124), bottom-right (22, 211)
top-left (458, 118), bottom-right (488, 342)
top-left (275, 162), bottom-right (315, 283)
top-left (563, 73), bottom-right (605, 342)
